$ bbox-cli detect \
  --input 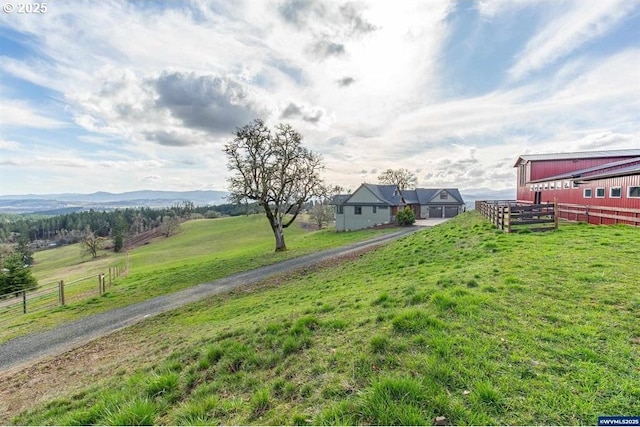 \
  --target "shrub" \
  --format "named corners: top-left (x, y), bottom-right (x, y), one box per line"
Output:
top-left (396, 207), bottom-right (416, 226)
